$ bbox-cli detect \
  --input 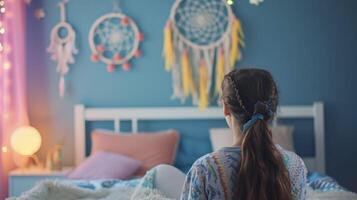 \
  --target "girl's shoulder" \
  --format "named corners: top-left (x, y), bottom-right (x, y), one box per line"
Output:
top-left (278, 145), bottom-right (306, 167)
top-left (277, 145), bottom-right (307, 177)
top-left (191, 147), bottom-right (241, 171)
